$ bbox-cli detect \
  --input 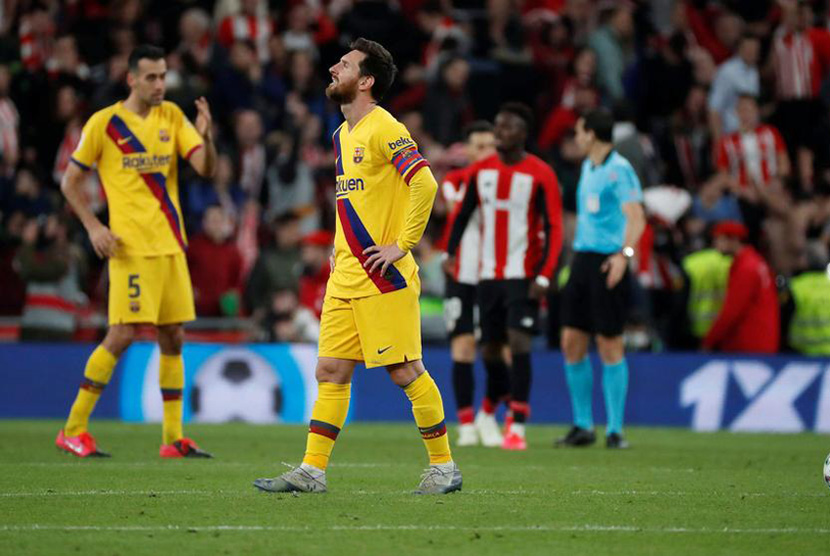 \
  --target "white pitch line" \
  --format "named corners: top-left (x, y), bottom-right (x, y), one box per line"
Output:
top-left (1, 488), bottom-right (824, 498)
top-left (1, 524), bottom-right (829, 535)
